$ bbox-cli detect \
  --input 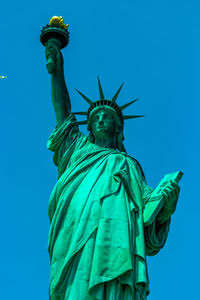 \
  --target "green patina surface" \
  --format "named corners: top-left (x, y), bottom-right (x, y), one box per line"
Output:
top-left (42, 25), bottom-right (182, 300)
